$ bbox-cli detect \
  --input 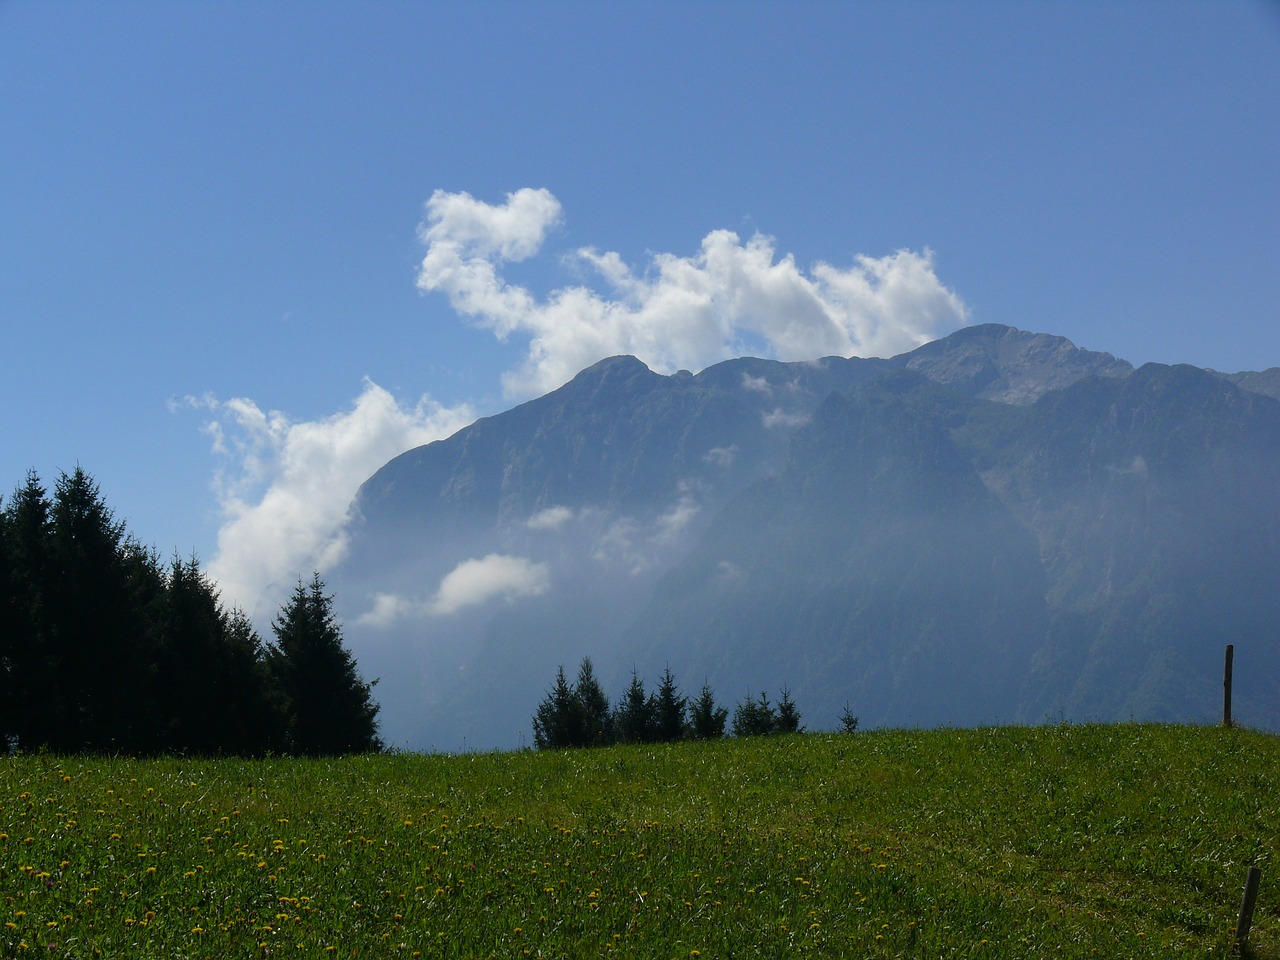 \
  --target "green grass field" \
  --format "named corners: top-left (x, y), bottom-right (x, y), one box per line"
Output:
top-left (2, 724), bottom-right (1276, 958)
